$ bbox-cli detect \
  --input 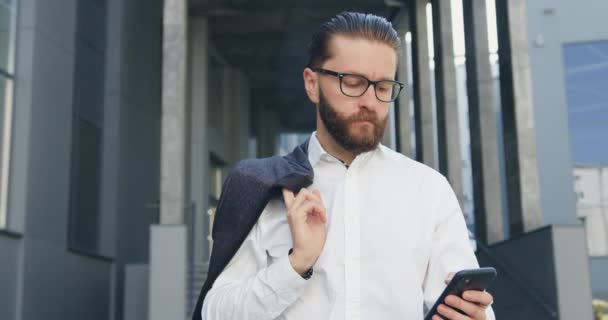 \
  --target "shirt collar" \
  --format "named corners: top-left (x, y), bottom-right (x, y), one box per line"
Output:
top-left (307, 131), bottom-right (326, 167)
top-left (307, 131), bottom-right (378, 169)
